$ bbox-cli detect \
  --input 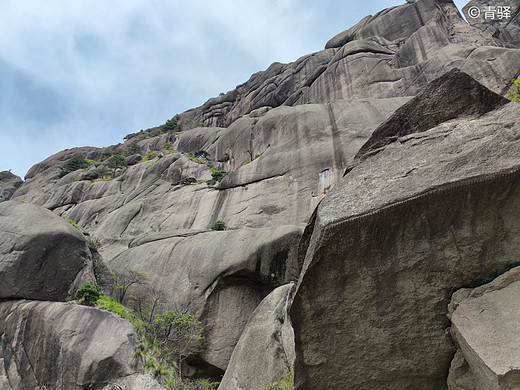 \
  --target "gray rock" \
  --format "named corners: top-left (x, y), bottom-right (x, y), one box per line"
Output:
top-left (291, 95), bottom-right (520, 388)
top-left (101, 374), bottom-right (165, 390)
top-left (0, 171), bottom-right (22, 202)
top-left (352, 69), bottom-right (510, 166)
top-left (0, 201), bottom-right (95, 301)
top-left (463, 0), bottom-right (520, 47)
top-left (218, 283), bottom-right (295, 390)
top-left (0, 344), bottom-right (10, 390)
top-left (448, 266), bottom-right (520, 390)
top-left (0, 300), bottom-right (140, 390)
